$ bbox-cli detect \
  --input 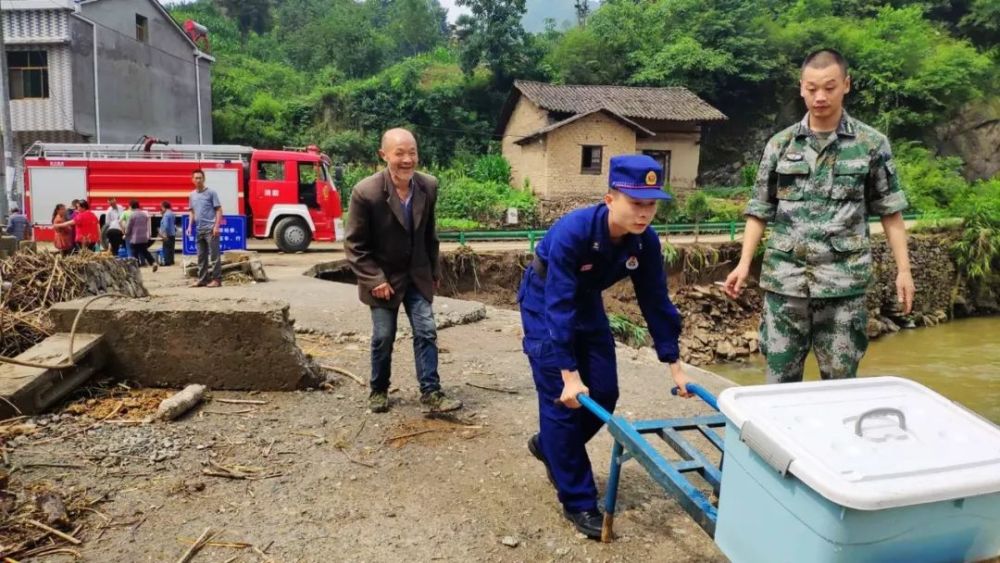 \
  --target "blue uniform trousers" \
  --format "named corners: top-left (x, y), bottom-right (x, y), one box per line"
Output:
top-left (523, 309), bottom-right (618, 512)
